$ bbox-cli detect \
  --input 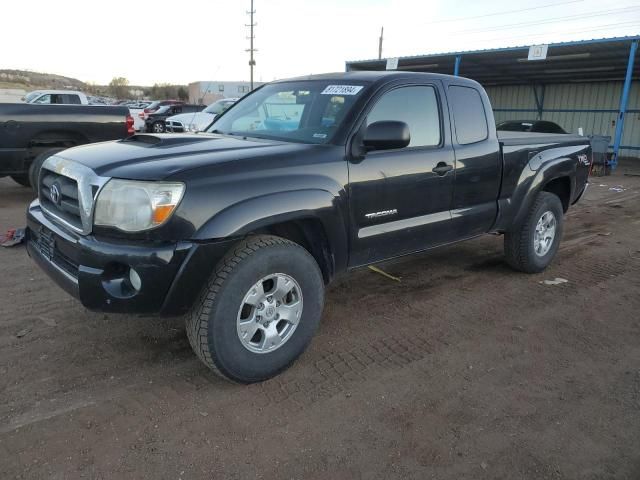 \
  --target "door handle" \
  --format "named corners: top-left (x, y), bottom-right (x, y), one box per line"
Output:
top-left (432, 162), bottom-right (453, 175)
